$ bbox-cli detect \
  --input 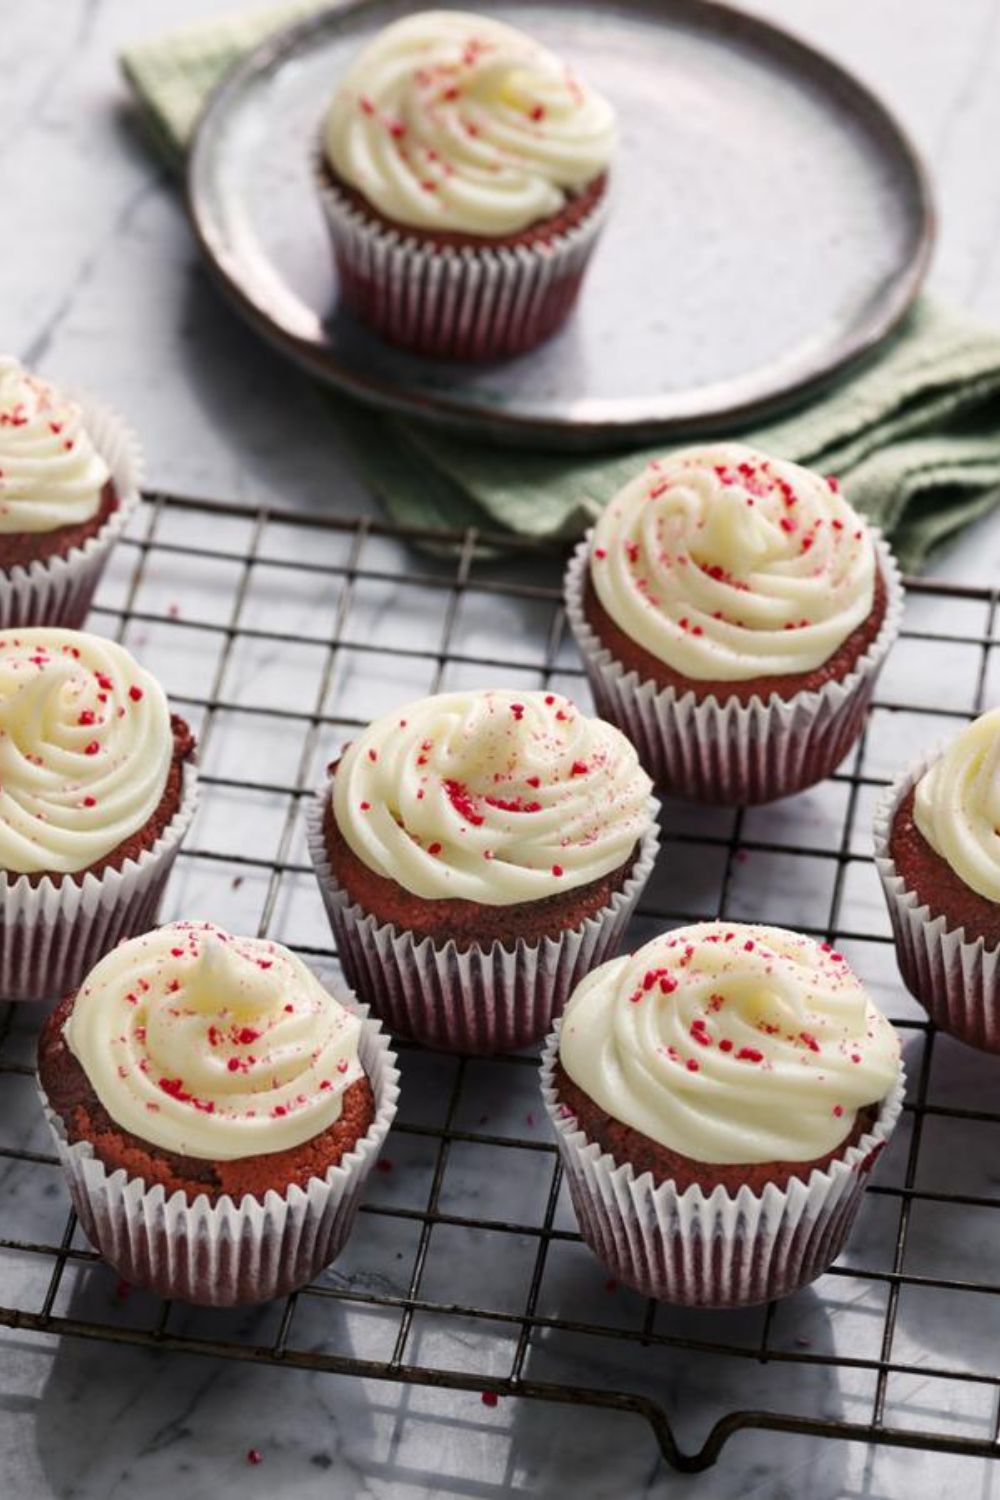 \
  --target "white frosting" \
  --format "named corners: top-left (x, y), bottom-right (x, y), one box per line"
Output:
top-left (0, 357), bottom-right (110, 534)
top-left (559, 922), bottom-right (899, 1165)
top-left (64, 923), bottom-right (365, 1162)
top-left (914, 708), bottom-right (1000, 902)
top-left (589, 444), bottom-right (878, 683)
top-left (323, 10), bottom-right (615, 235)
top-left (0, 629), bottom-right (173, 875)
top-left (333, 688), bottom-right (652, 904)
